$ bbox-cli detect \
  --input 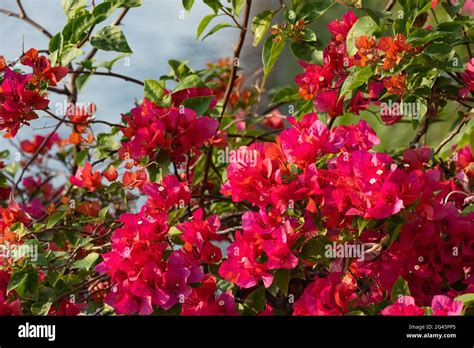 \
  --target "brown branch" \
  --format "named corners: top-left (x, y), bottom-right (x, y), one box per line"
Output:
top-left (70, 70), bottom-right (144, 86)
top-left (410, 99), bottom-right (435, 147)
top-left (13, 118), bottom-right (66, 194)
top-left (384, 0), bottom-right (397, 11)
top-left (0, 7), bottom-right (52, 39)
top-left (44, 109), bottom-right (123, 128)
top-left (200, 0), bottom-right (252, 207)
top-left (434, 111), bottom-right (473, 155)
